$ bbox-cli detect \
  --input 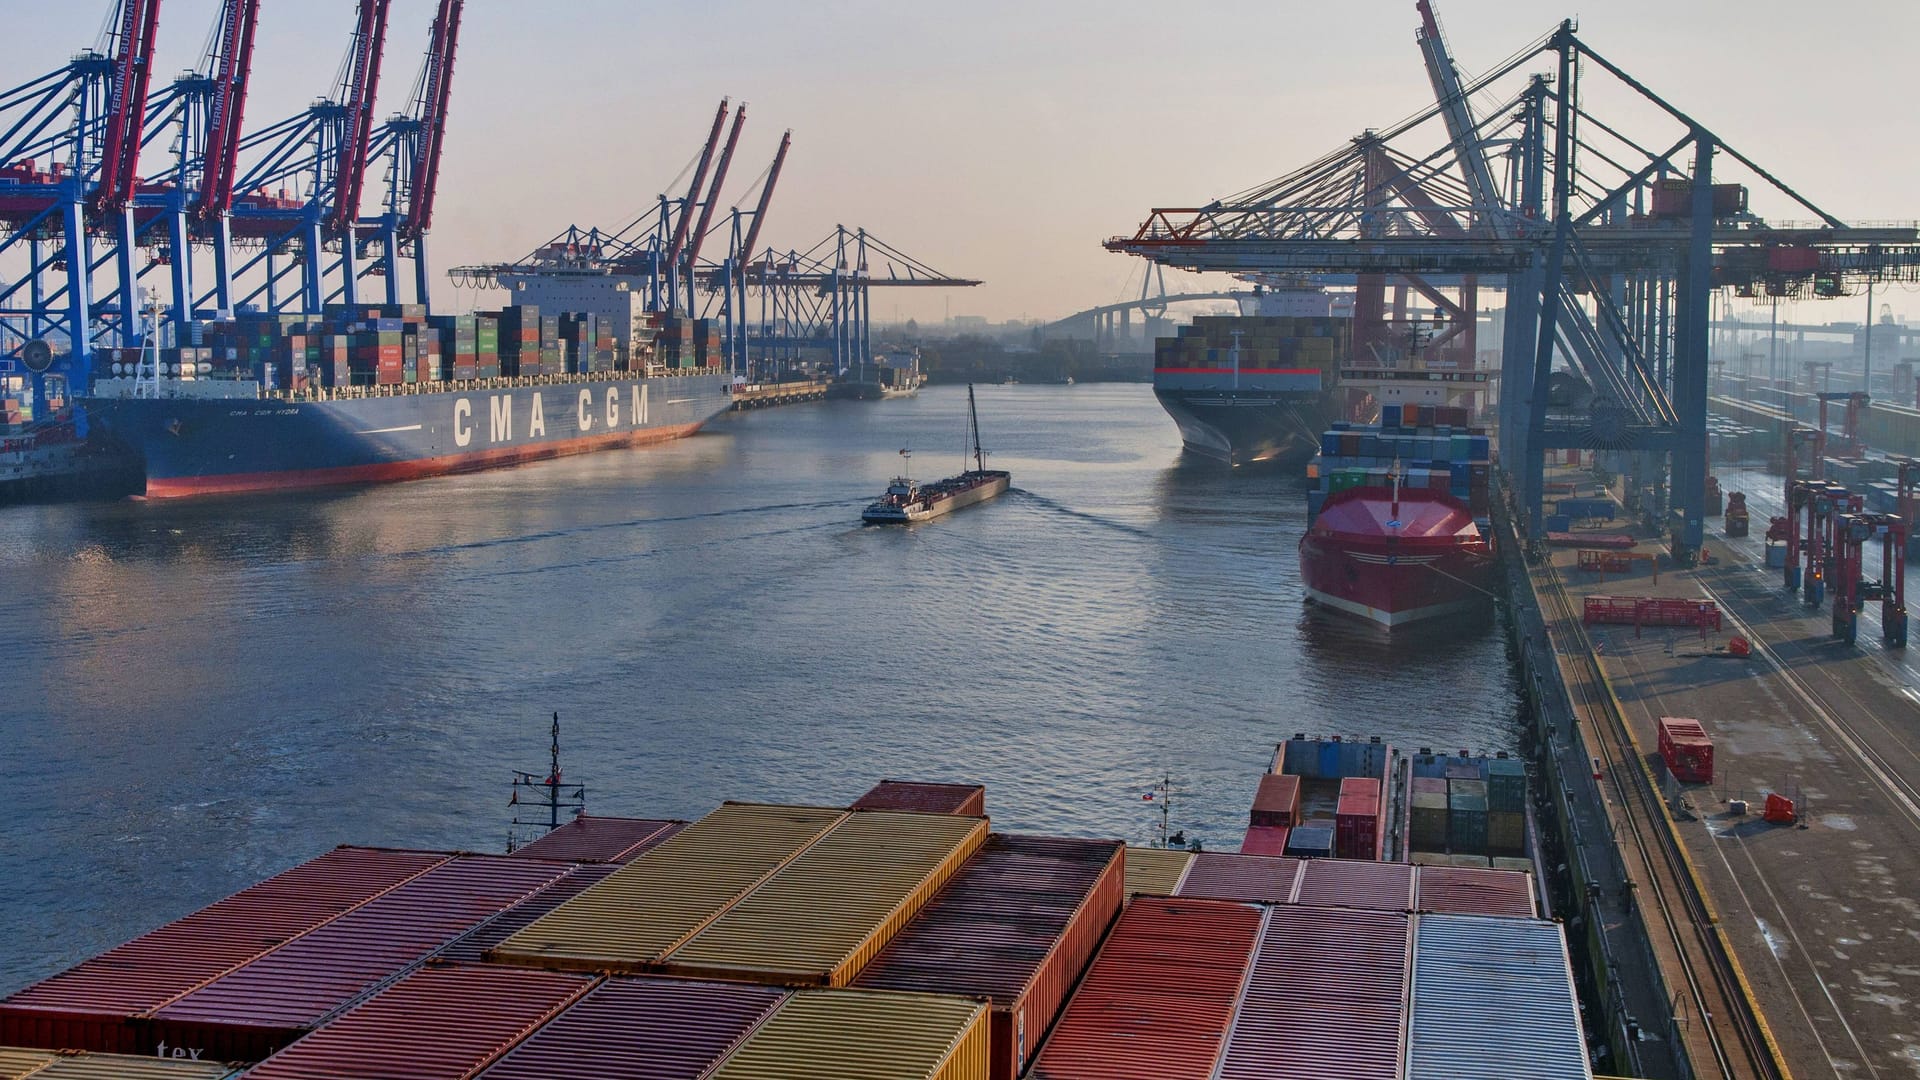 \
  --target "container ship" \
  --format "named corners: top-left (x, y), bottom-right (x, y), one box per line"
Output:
top-left (1152, 287), bottom-right (1366, 467)
top-left (85, 303), bottom-right (732, 498)
top-left (862, 384), bottom-right (1008, 524)
top-left (1299, 403), bottom-right (1496, 627)
top-left (0, 741), bottom-right (1593, 1079)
